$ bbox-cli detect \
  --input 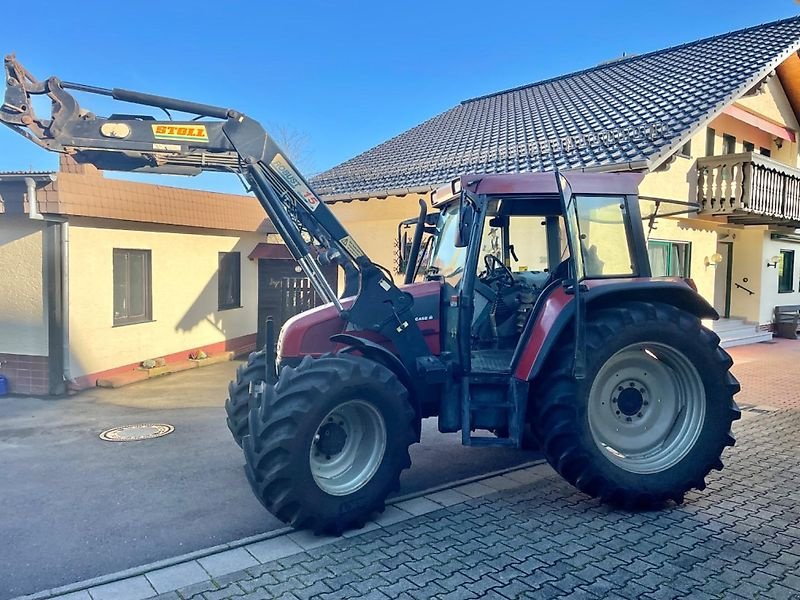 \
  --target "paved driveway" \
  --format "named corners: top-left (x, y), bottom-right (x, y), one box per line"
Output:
top-left (0, 361), bottom-right (539, 600)
top-left (45, 339), bottom-right (800, 600)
